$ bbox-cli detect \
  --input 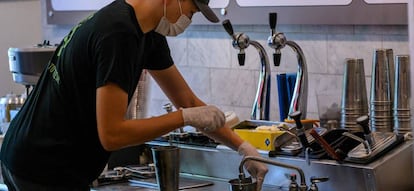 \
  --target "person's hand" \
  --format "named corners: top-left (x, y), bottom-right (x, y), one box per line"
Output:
top-left (238, 141), bottom-right (269, 191)
top-left (181, 105), bottom-right (225, 132)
